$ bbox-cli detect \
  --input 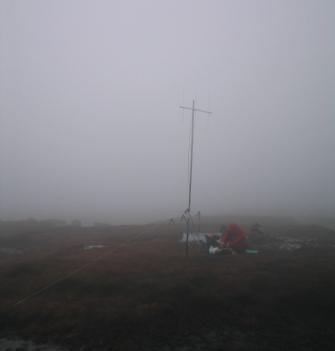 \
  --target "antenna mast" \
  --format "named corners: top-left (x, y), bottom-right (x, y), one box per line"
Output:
top-left (180, 99), bottom-right (211, 257)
